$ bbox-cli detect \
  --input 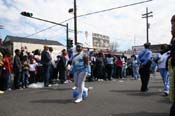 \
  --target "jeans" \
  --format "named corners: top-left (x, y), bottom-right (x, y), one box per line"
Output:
top-left (159, 68), bottom-right (170, 94)
top-left (22, 70), bottom-right (29, 88)
top-left (132, 66), bottom-right (139, 80)
top-left (14, 70), bottom-right (21, 89)
top-left (4, 70), bottom-right (11, 90)
top-left (43, 65), bottom-right (51, 87)
top-left (122, 66), bottom-right (127, 78)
